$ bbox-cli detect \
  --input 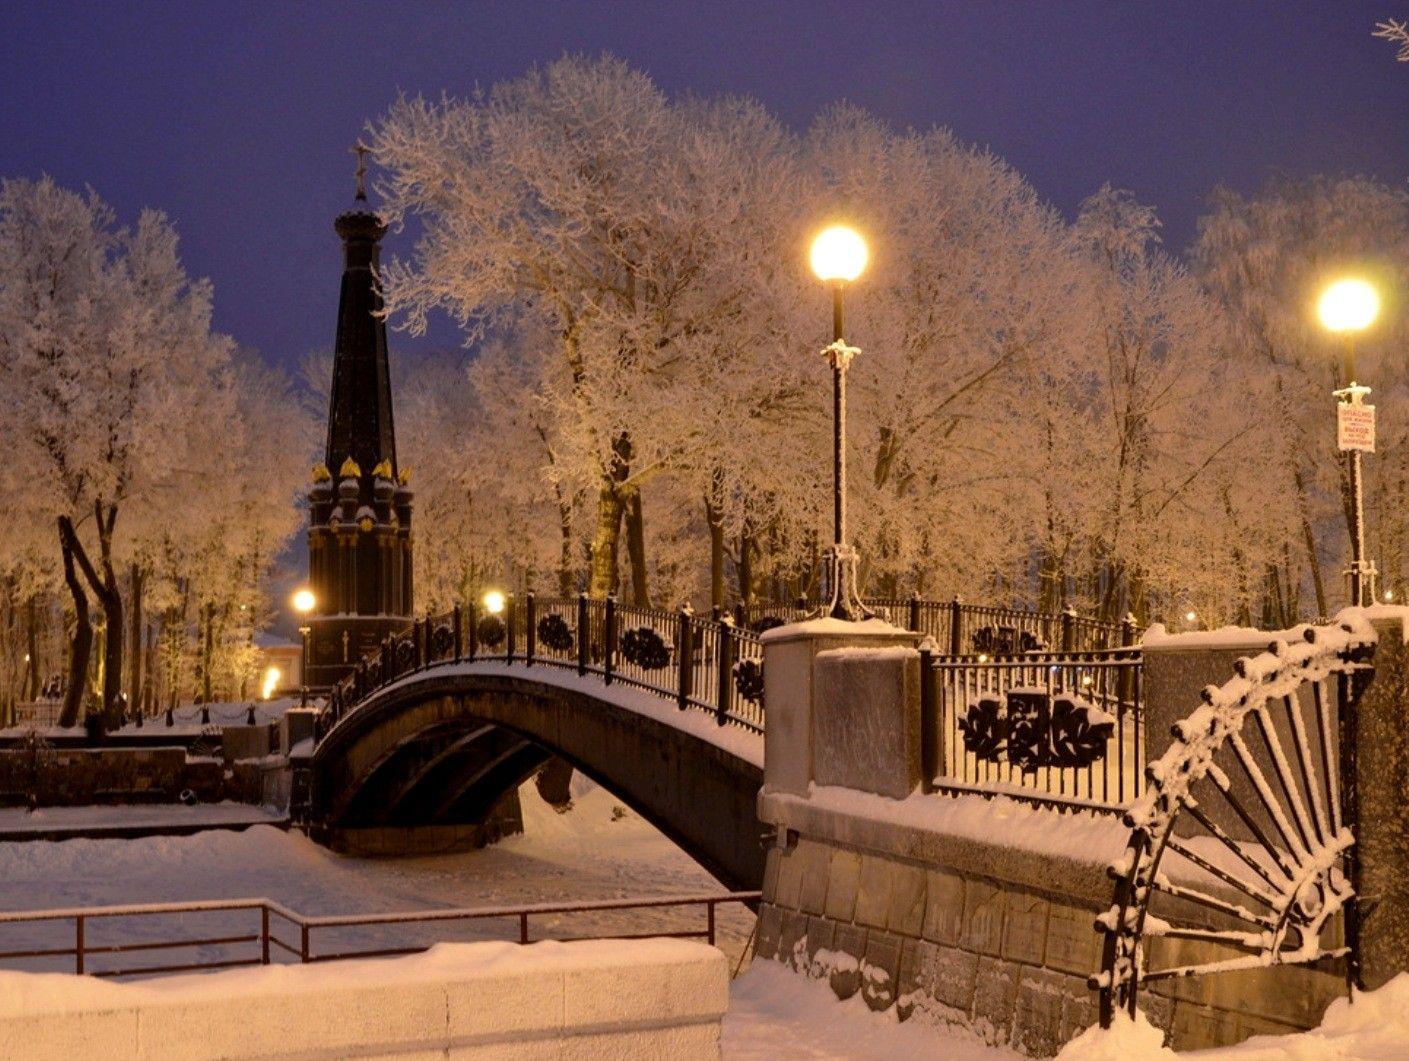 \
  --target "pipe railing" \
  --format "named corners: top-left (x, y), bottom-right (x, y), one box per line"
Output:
top-left (0, 891), bottom-right (762, 979)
